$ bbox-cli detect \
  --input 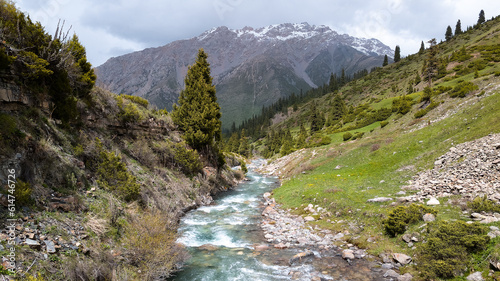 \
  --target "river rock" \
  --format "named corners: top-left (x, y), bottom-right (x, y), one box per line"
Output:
top-left (262, 206), bottom-right (278, 216)
top-left (398, 273), bottom-right (413, 281)
top-left (342, 249), bottom-right (355, 260)
top-left (392, 253), bottom-right (412, 265)
top-left (289, 251), bottom-right (314, 265)
top-left (254, 244), bottom-right (269, 251)
top-left (198, 244), bottom-right (218, 251)
top-left (384, 270), bottom-right (400, 278)
top-left (25, 238), bottom-right (41, 250)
